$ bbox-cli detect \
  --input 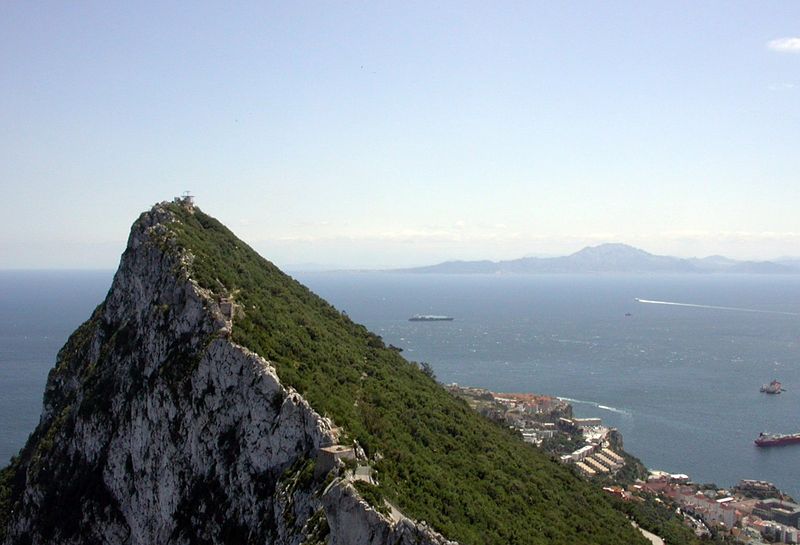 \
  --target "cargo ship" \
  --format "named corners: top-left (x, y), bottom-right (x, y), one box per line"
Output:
top-left (760, 380), bottom-right (783, 394)
top-left (408, 315), bottom-right (454, 322)
top-left (754, 432), bottom-right (800, 447)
